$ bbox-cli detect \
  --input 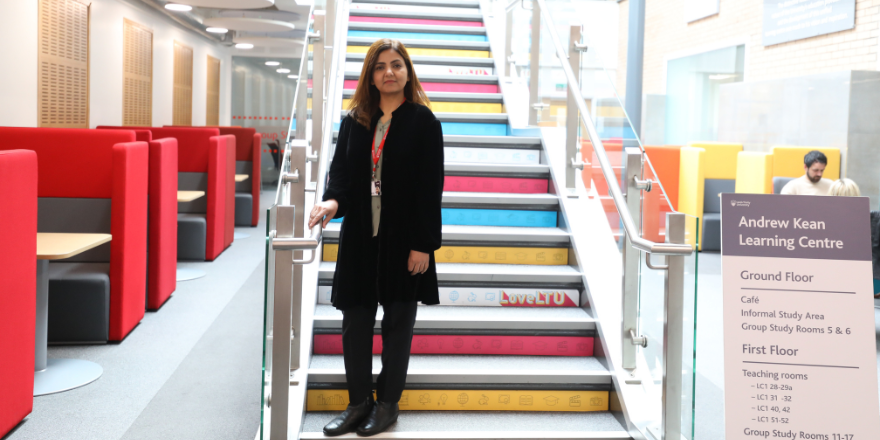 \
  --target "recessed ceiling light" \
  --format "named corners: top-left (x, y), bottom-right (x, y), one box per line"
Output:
top-left (165, 3), bottom-right (192, 11)
top-left (235, 43), bottom-right (254, 49)
top-left (287, 75), bottom-right (299, 79)
top-left (265, 61), bottom-right (280, 66)
top-left (277, 68), bottom-right (291, 73)
top-left (206, 27), bottom-right (228, 34)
